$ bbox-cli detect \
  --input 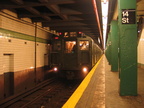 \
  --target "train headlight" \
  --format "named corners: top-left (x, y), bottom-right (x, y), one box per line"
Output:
top-left (82, 67), bottom-right (88, 73)
top-left (53, 67), bottom-right (58, 72)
